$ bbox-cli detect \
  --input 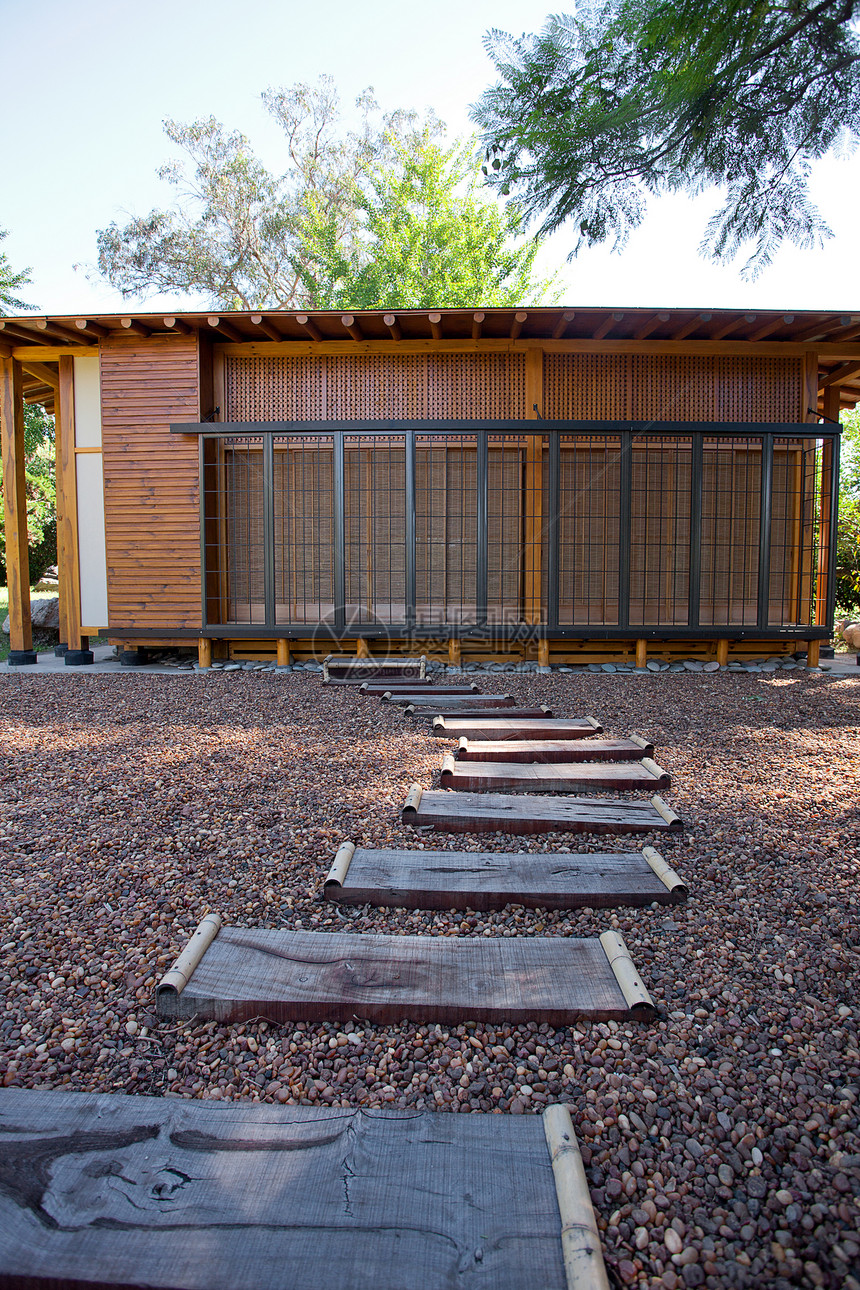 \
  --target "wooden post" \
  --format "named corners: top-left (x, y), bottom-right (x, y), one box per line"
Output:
top-left (806, 639), bottom-right (820, 667)
top-left (635, 638), bottom-right (647, 668)
top-left (538, 638), bottom-right (550, 667)
top-left (356, 637), bottom-right (370, 659)
top-left (523, 349), bottom-right (544, 625)
top-left (198, 637), bottom-right (212, 669)
top-left (52, 370), bottom-right (69, 653)
top-left (0, 357), bottom-right (36, 662)
top-left (448, 637), bottom-right (461, 668)
top-left (716, 639), bottom-right (729, 666)
top-left (57, 357), bottom-right (83, 651)
top-left (815, 385), bottom-right (840, 627)
top-left (277, 639), bottom-right (291, 667)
